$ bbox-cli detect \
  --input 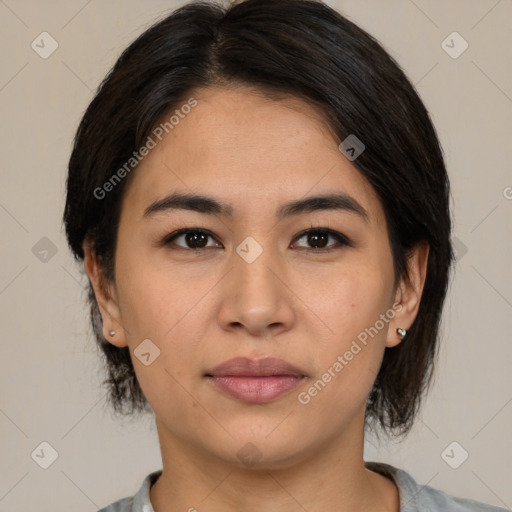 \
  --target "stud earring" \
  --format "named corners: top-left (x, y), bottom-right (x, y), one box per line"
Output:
top-left (108, 330), bottom-right (116, 337)
top-left (397, 328), bottom-right (407, 338)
